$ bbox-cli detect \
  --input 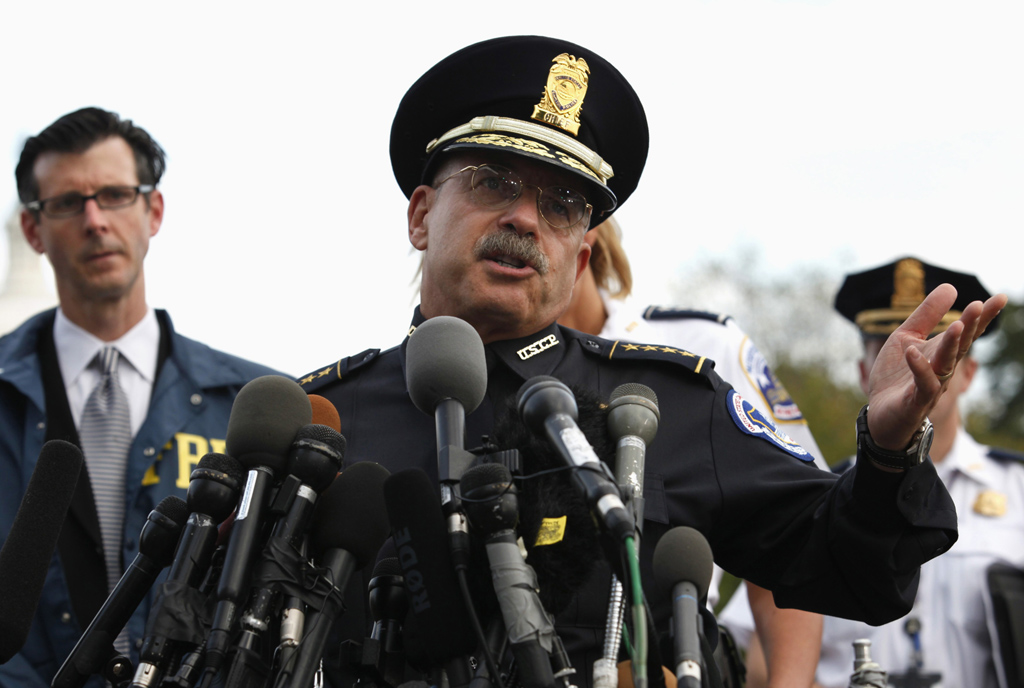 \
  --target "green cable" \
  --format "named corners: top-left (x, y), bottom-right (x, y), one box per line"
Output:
top-left (626, 536), bottom-right (647, 688)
